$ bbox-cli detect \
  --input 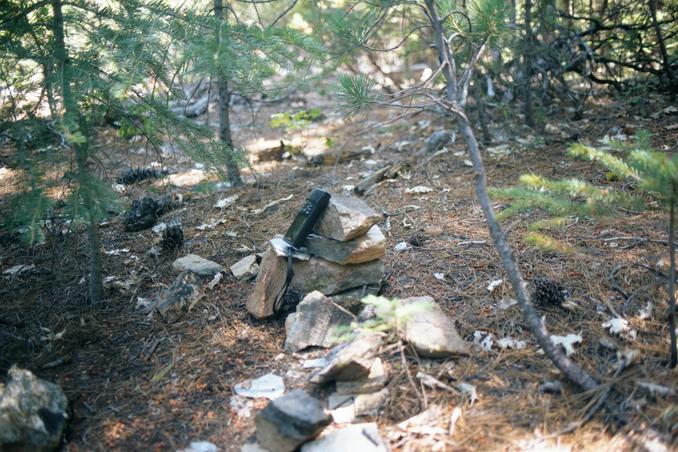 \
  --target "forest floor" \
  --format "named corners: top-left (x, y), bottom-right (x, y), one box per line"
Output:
top-left (1, 87), bottom-right (678, 451)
